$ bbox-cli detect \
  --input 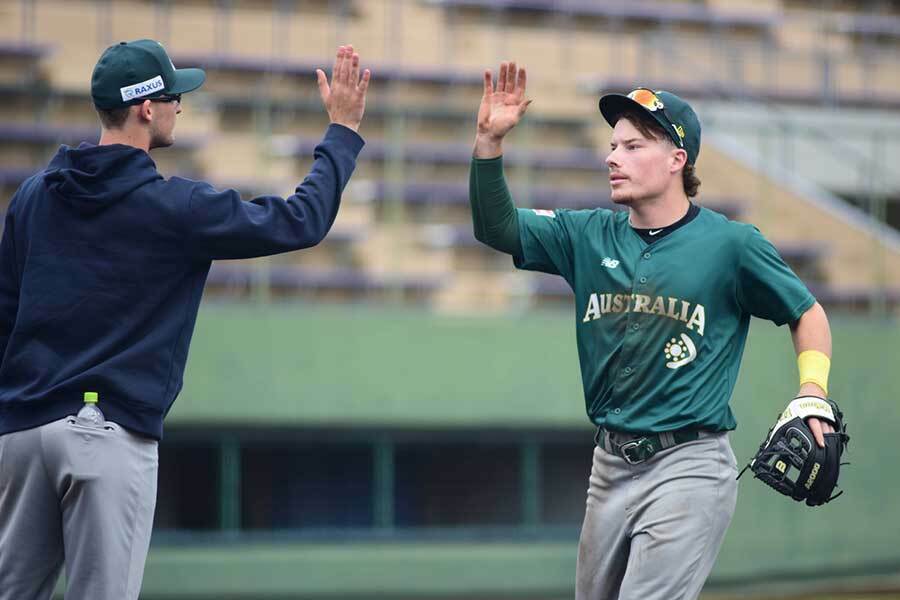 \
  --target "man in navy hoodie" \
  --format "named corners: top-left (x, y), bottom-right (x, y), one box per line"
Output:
top-left (0, 39), bottom-right (369, 599)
